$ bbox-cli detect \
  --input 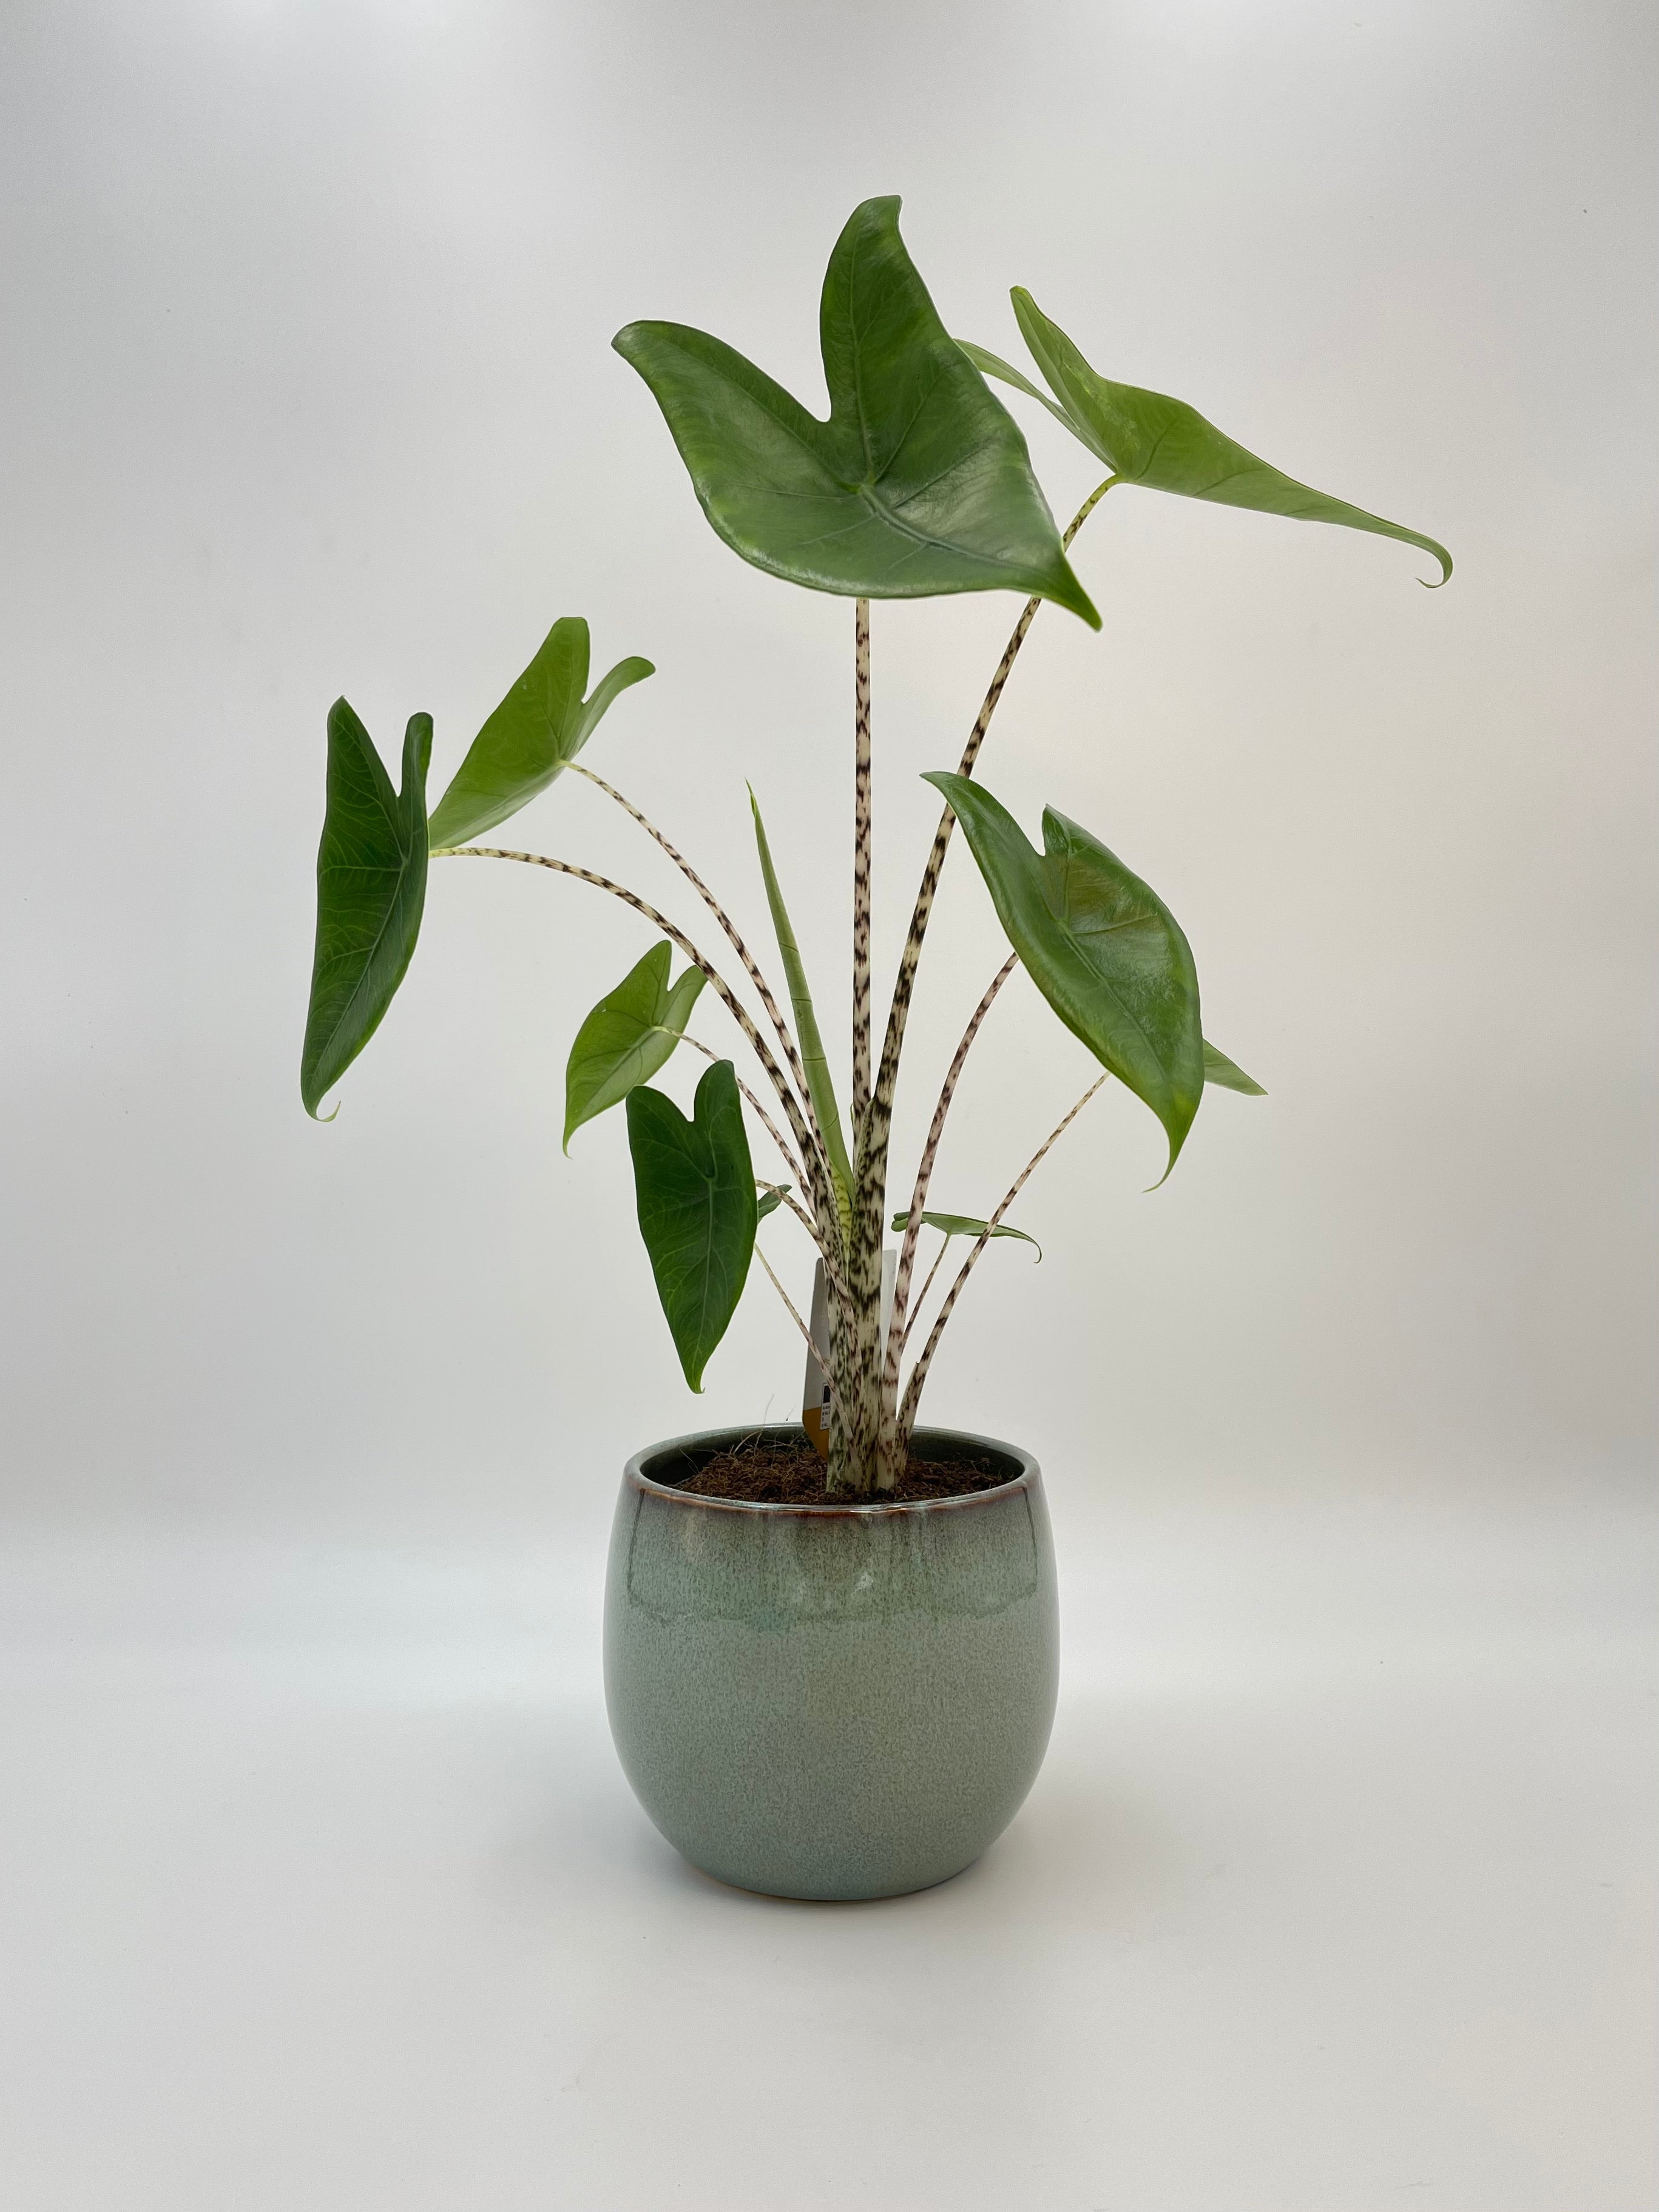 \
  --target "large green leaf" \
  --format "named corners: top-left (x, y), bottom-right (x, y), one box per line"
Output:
top-left (564, 942), bottom-right (707, 1152)
top-left (748, 789), bottom-right (854, 1217)
top-left (966, 291), bottom-right (1450, 585)
top-left (626, 1060), bottom-right (758, 1392)
top-left (891, 1209), bottom-right (1042, 1259)
top-left (300, 701), bottom-right (431, 1118)
top-left (613, 197), bottom-right (1099, 626)
top-left (427, 617), bottom-right (653, 851)
top-left (1203, 1039), bottom-right (1266, 1095)
top-left (924, 770), bottom-right (1204, 1176)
